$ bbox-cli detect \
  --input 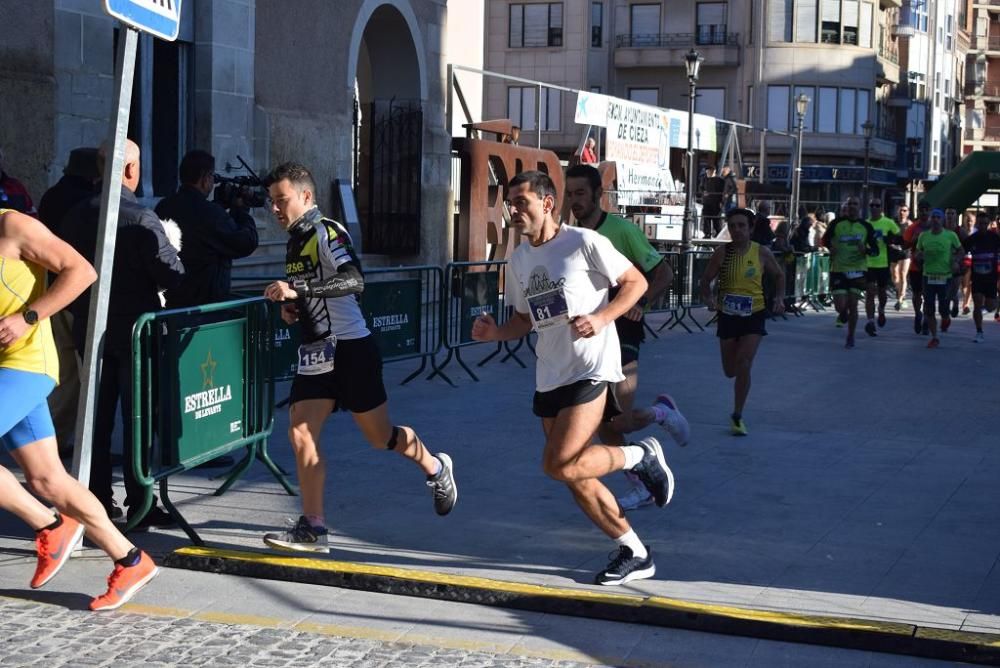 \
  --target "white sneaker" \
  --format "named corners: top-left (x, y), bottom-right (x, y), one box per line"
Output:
top-left (655, 394), bottom-right (691, 447)
top-left (974, 331), bottom-right (985, 343)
